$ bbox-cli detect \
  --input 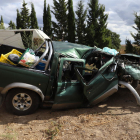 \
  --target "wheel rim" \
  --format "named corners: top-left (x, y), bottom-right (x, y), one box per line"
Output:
top-left (12, 93), bottom-right (32, 111)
